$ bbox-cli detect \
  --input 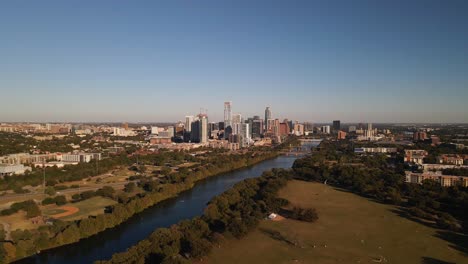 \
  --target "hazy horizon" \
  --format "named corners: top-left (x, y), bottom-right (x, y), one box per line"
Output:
top-left (1, 1), bottom-right (467, 123)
